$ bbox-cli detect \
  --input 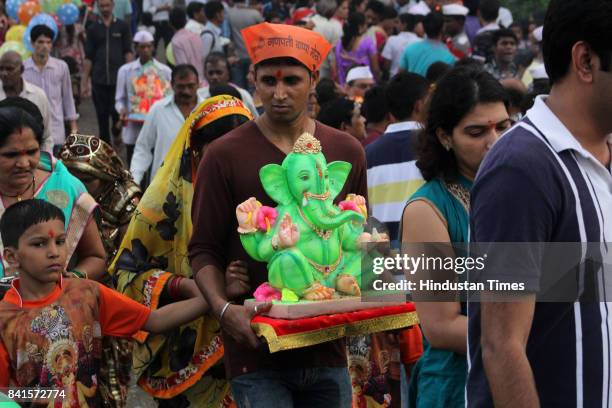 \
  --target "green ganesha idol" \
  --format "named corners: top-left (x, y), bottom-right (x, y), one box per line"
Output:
top-left (237, 133), bottom-right (377, 301)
